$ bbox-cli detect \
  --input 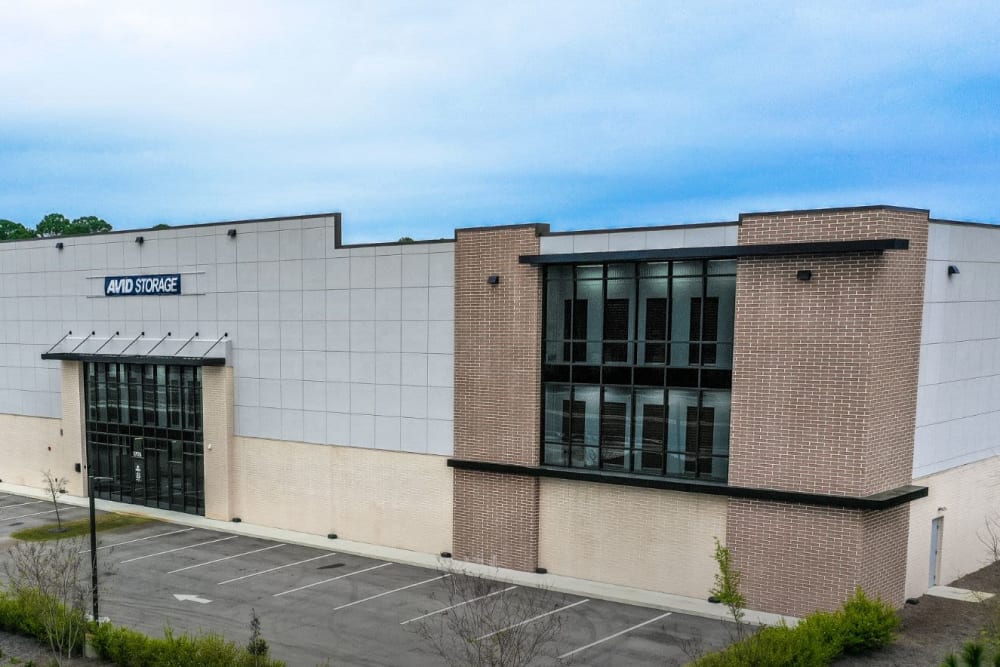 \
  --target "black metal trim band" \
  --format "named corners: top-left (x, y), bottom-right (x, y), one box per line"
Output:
top-left (519, 238), bottom-right (909, 265)
top-left (446, 458), bottom-right (928, 510)
top-left (41, 353), bottom-right (226, 367)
